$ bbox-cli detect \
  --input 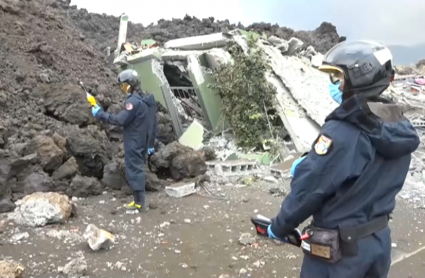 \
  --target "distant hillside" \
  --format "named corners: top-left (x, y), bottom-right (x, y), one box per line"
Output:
top-left (388, 44), bottom-right (425, 66)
